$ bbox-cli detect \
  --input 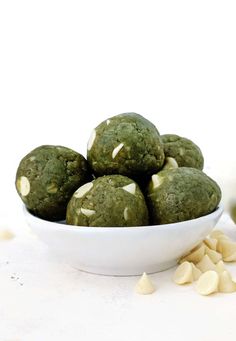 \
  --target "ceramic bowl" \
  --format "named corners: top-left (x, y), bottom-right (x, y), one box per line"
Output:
top-left (24, 205), bottom-right (223, 276)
